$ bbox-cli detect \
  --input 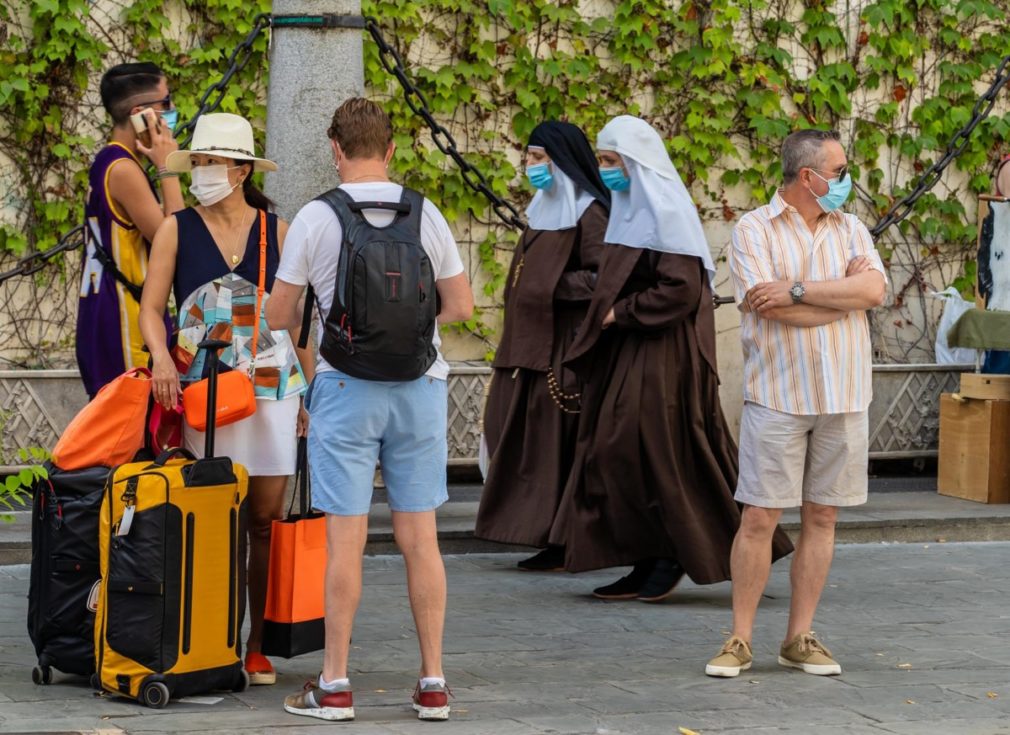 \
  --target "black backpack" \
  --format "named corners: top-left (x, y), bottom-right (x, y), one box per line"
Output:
top-left (299, 186), bottom-right (438, 381)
